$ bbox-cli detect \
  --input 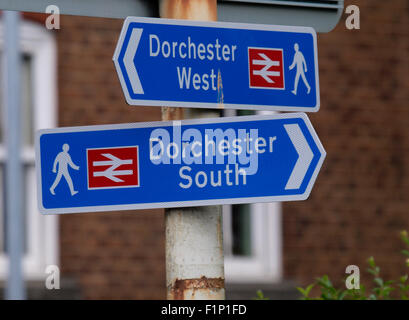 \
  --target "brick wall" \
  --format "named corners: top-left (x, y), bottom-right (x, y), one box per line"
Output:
top-left (55, 0), bottom-right (409, 299)
top-left (283, 0), bottom-right (409, 289)
top-left (56, 16), bottom-right (165, 299)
